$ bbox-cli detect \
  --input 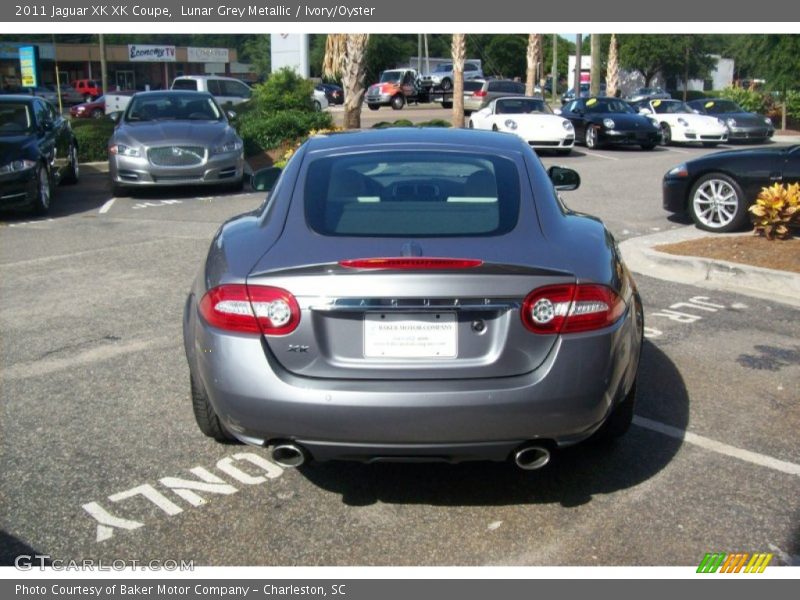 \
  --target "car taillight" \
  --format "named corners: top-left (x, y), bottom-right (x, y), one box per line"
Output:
top-left (521, 284), bottom-right (625, 334)
top-left (199, 284), bottom-right (300, 336)
top-left (474, 90), bottom-right (488, 97)
top-left (339, 257), bottom-right (483, 270)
